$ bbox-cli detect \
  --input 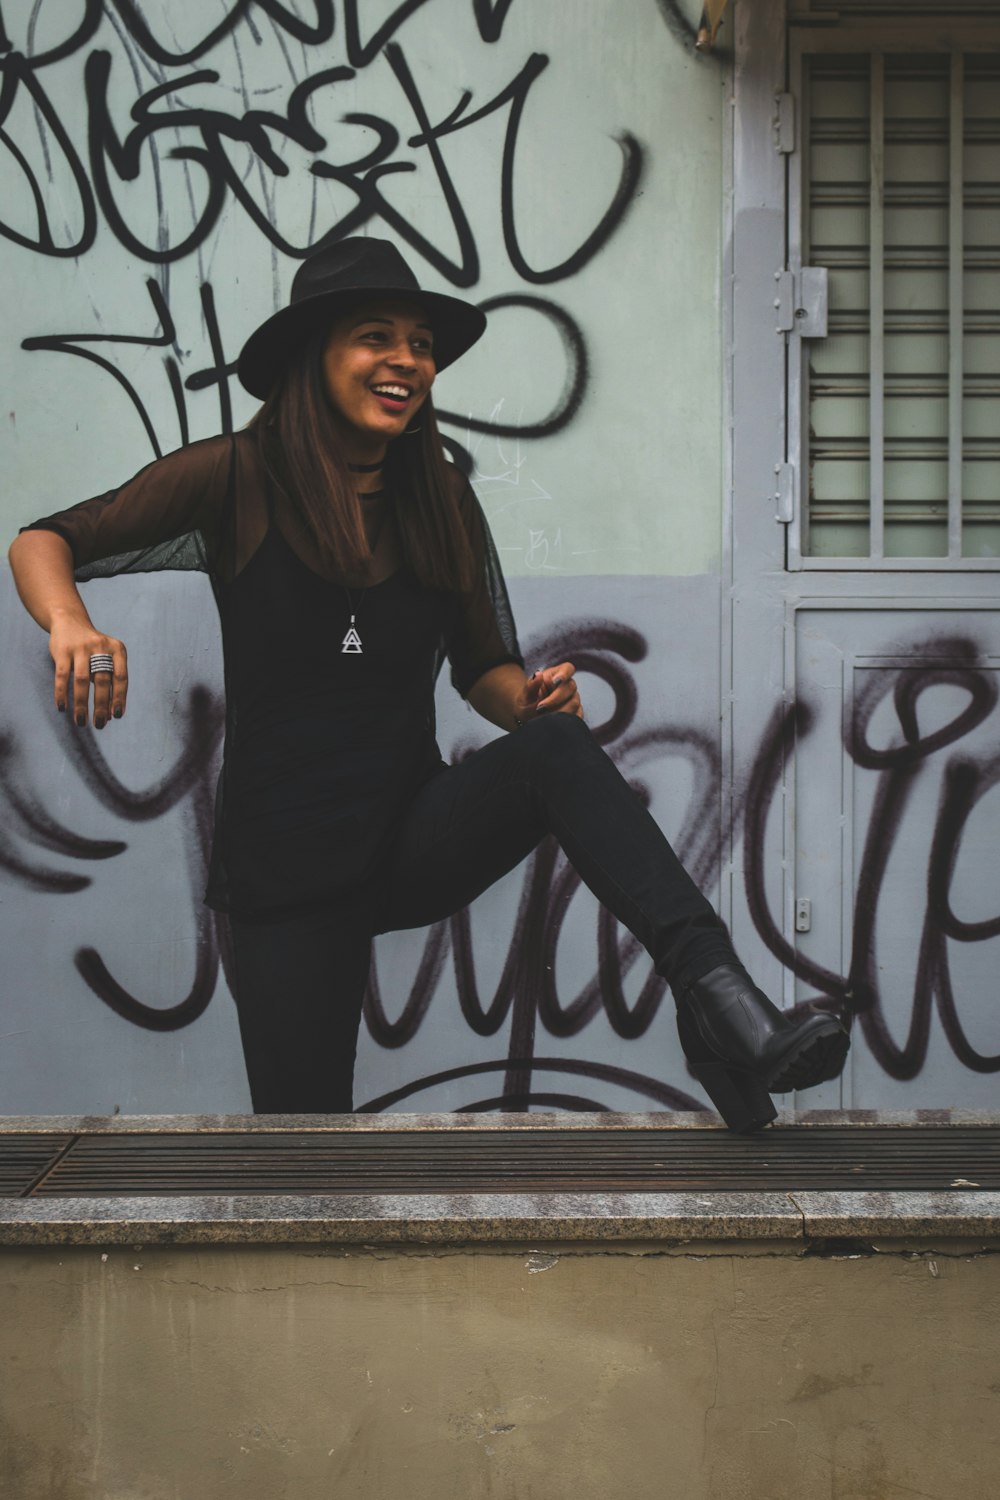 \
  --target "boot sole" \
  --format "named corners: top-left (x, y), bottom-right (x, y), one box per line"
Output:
top-left (767, 1024), bottom-right (850, 1095)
